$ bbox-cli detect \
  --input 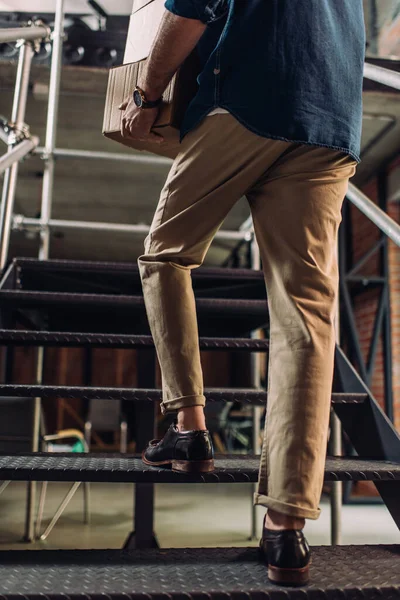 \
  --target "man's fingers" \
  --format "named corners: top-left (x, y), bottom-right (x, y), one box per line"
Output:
top-left (121, 118), bottom-right (130, 139)
top-left (118, 99), bottom-right (129, 110)
top-left (147, 132), bottom-right (164, 144)
top-left (121, 118), bottom-right (163, 144)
